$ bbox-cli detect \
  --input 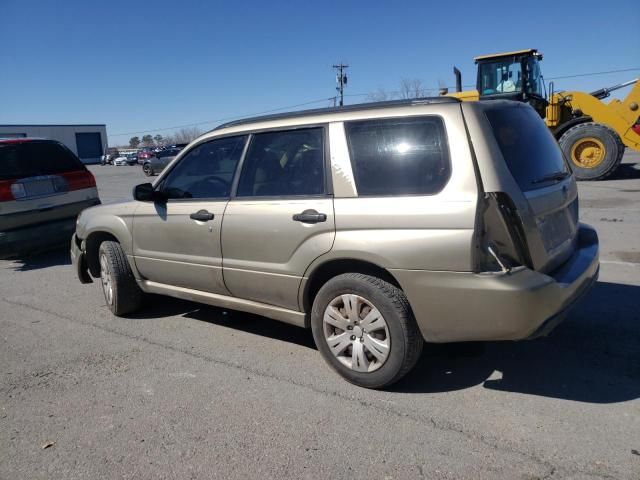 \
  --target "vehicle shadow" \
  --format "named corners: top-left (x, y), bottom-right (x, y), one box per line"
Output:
top-left (393, 281), bottom-right (640, 403)
top-left (129, 294), bottom-right (316, 349)
top-left (125, 280), bottom-right (639, 403)
top-left (6, 245), bottom-right (71, 272)
top-left (608, 161), bottom-right (640, 180)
